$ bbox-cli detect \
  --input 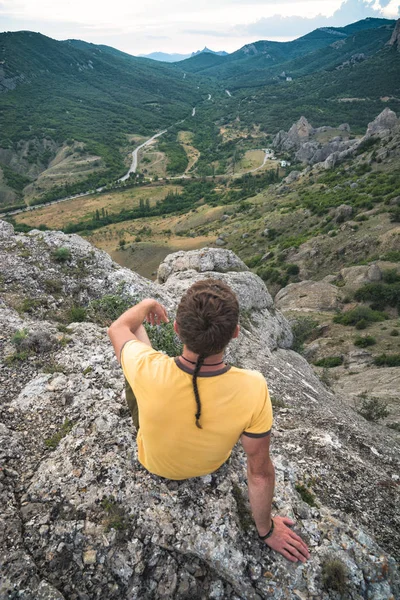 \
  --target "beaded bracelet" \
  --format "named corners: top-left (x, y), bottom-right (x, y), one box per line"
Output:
top-left (258, 518), bottom-right (275, 541)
